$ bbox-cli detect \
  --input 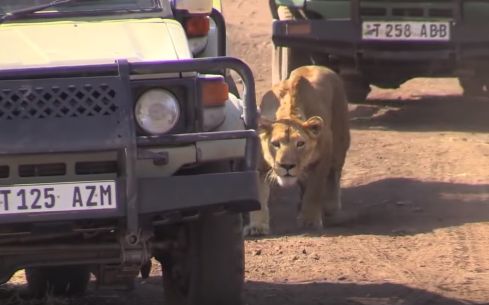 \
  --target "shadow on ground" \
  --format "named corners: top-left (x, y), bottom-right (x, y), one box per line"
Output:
top-left (3, 278), bottom-right (481, 305)
top-left (0, 277), bottom-right (164, 305)
top-left (349, 96), bottom-right (489, 133)
top-left (268, 178), bottom-right (489, 237)
top-left (245, 280), bottom-right (484, 305)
